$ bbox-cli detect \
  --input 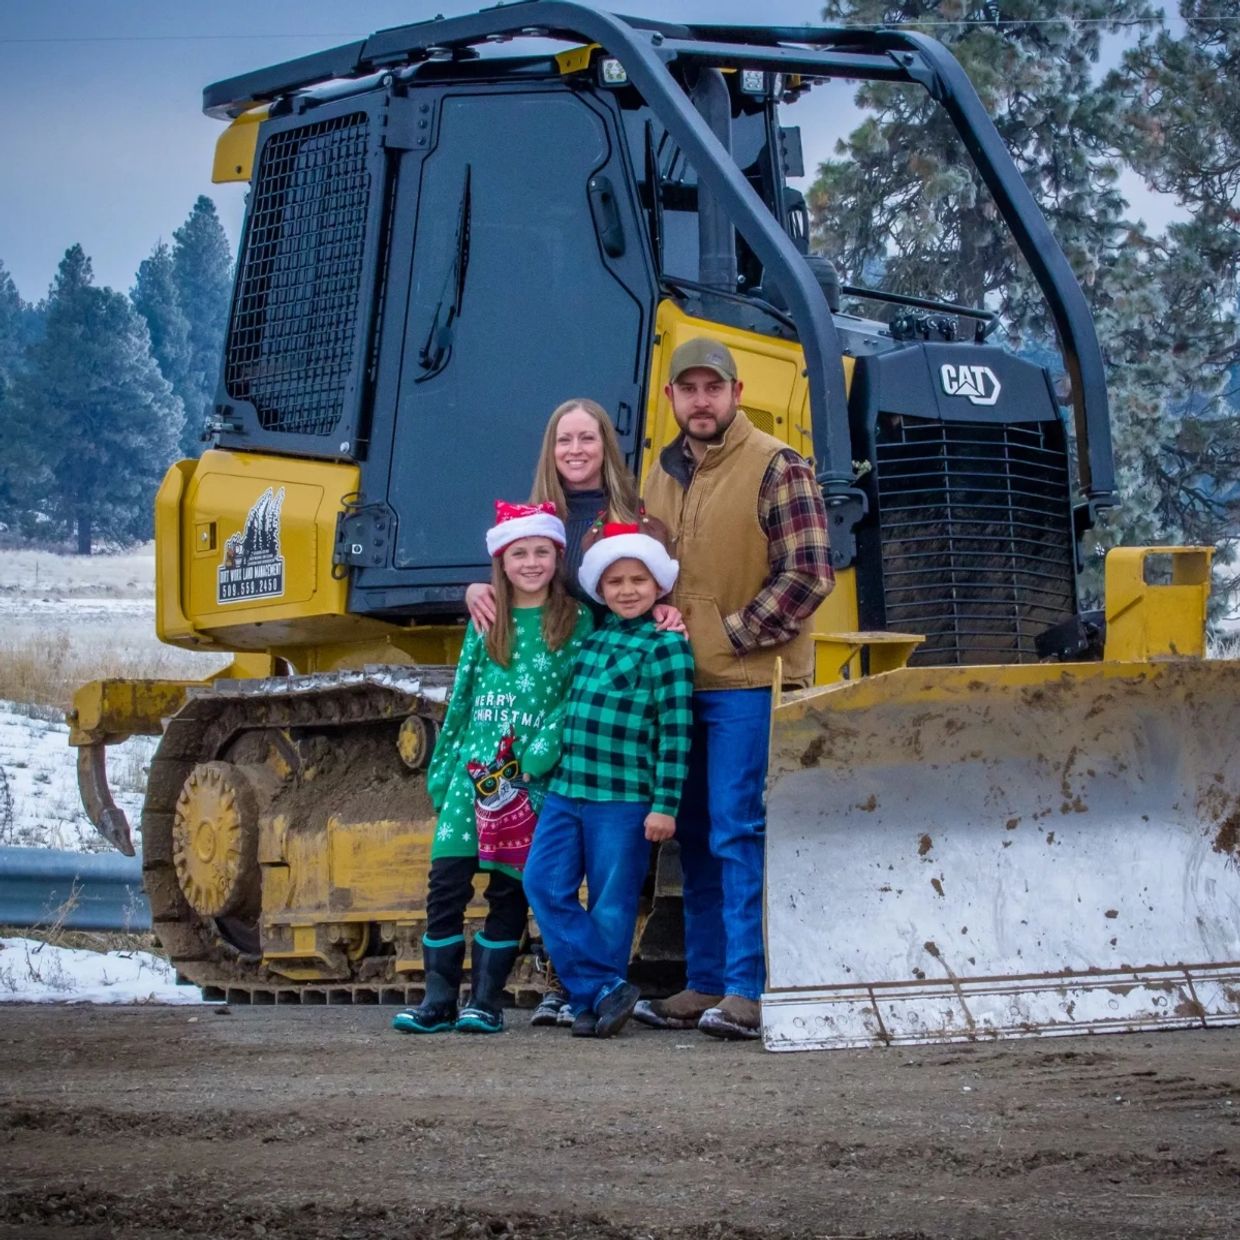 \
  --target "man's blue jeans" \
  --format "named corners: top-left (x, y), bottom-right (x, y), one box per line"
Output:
top-left (523, 793), bottom-right (651, 1012)
top-left (677, 687), bottom-right (771, 1002)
